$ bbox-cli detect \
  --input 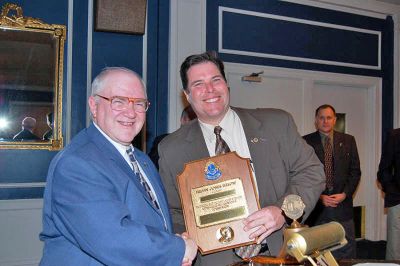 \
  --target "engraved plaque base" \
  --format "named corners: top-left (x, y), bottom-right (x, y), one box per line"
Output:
top-left (177, 152), bottom-right (260, 255)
